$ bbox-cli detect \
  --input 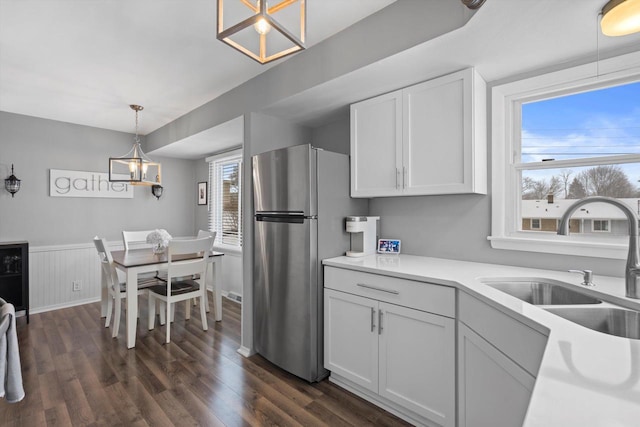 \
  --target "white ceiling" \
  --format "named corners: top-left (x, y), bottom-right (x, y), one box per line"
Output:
top-left (0, 0), bottom-right (396, 134)
top-left (263, 0), bottom-right (640, 127)
top-left (2, 0), bottom-right (640, 159)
